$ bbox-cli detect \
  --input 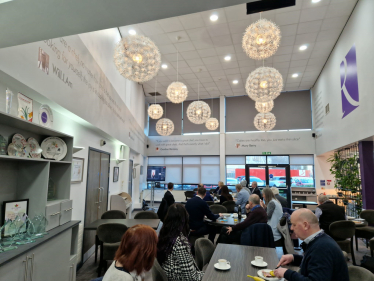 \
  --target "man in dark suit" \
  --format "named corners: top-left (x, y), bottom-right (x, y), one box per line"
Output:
top-left (271, 187), bottom-right (288, 208)
top-left (163, 182), bottom-right (175, 207)
top-left (185, 186), bottom-right (220, 243)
